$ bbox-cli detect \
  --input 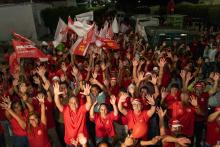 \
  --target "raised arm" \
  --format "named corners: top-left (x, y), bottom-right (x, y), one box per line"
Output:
top-left (189, 95), bottom-right (205, 116)
top-left (89, 101), bottom-right (97, 120)
top-left (0, 96), bottom-right (26, 129)
top-left (80, 83), bottom-right (92, 111)
top-left (53, 83), bottom-right (64, 112)
top-left (110, 95), bottom-right (118, 116)
top-left (146, 95), bottom-right (156, 117)
top-left (118, 92), bottom-right (129, 116)
top-left (208, 72), bottom-right (219, 96)
top-left (156, 107), bottom-right (167, 136)
top-left (157, 58), bottom-right (166, 86)
top-left (36, 94), bottom-right (46, 125)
